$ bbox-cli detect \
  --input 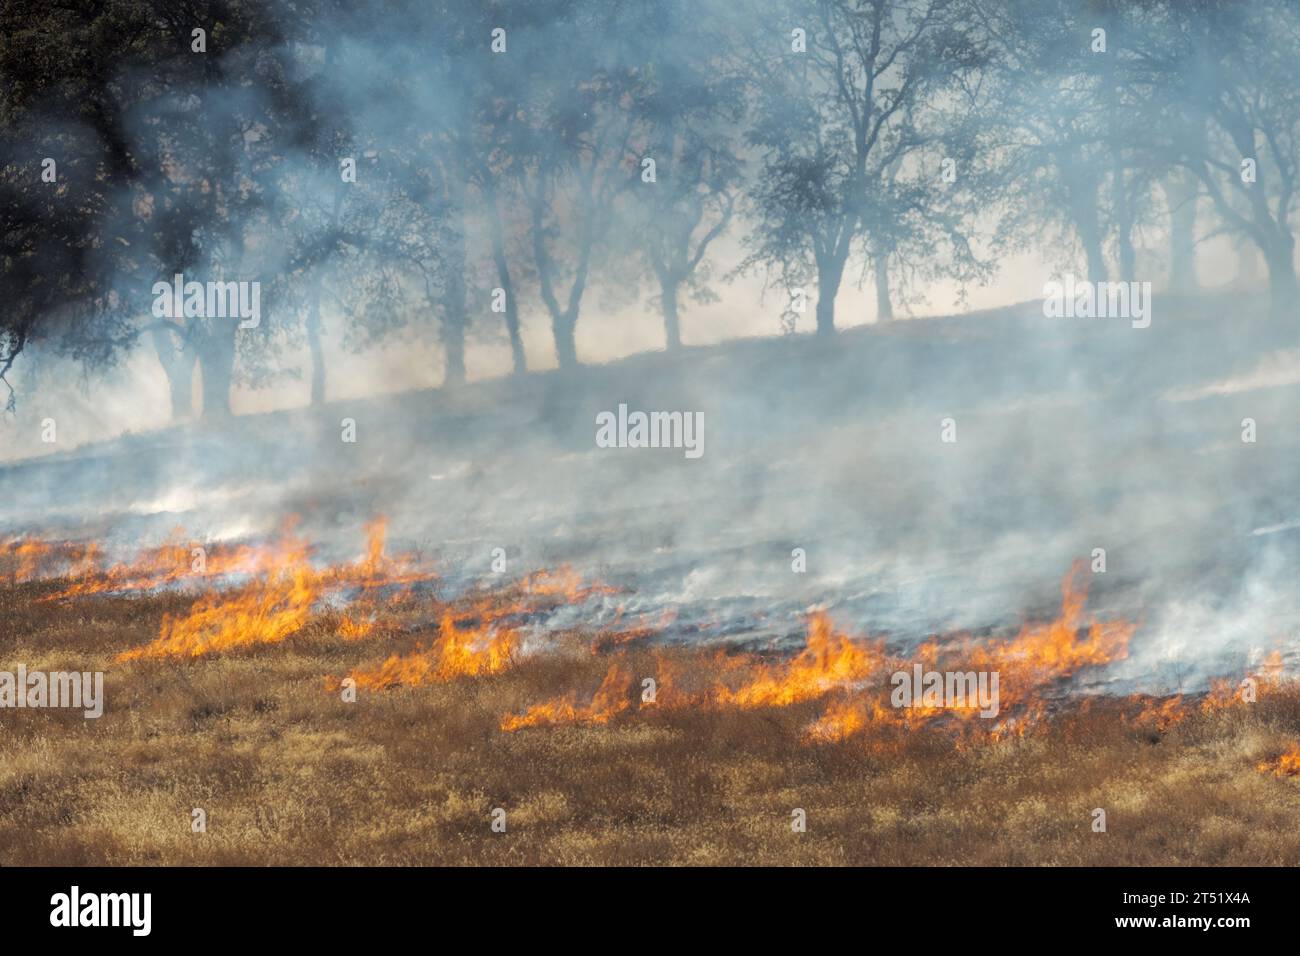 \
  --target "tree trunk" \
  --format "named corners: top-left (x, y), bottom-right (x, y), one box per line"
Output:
top-left (441, 229), bottom-right (469, 388)
top-left (442, 316), bottom-right (467, 387)
top-left (814, 295), bottom-right (835, 336)
top-left (1082, 230), bottom-right (1108, 286)
top-left (307, 184), bottom-right (343, 405)
top-left (529, 180), bottom-right (590, 371)
top-left (486, 188), bottom-right (526, 376)
top-left (1165, 172), bottom-right (1199, 290)
top-left (307, 278), bottom-right (326, 405)
top-left (1106, 38), bottom-right (1135, 282)
top-left (875, 253), bottom-right (893, 322)
top-left (1114, 176), bottom-right (1136, 281)
top-left (504, 293), bottom-right (526, 377)
top-left (661, 278), bottom-right (682, 350)
top-left (814, 255), bottom-right (844, 336)
top-left (553, 313), bottom-right (578, 369)
top-left (1263, 234), bottom-right (1298, 319)
top-left (196, 319), bottom-right (237, 421)
top-left (437, 171), bottom-right (470, 388)
top-left (1236, 236), bottom-right (1261, 284)
top-left (1067, 167), bottom-right (1108, 284)
top-left (150, 325), bottom-right (198, 420)
top-left (1078, 209), bottom-right (1108, 286)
